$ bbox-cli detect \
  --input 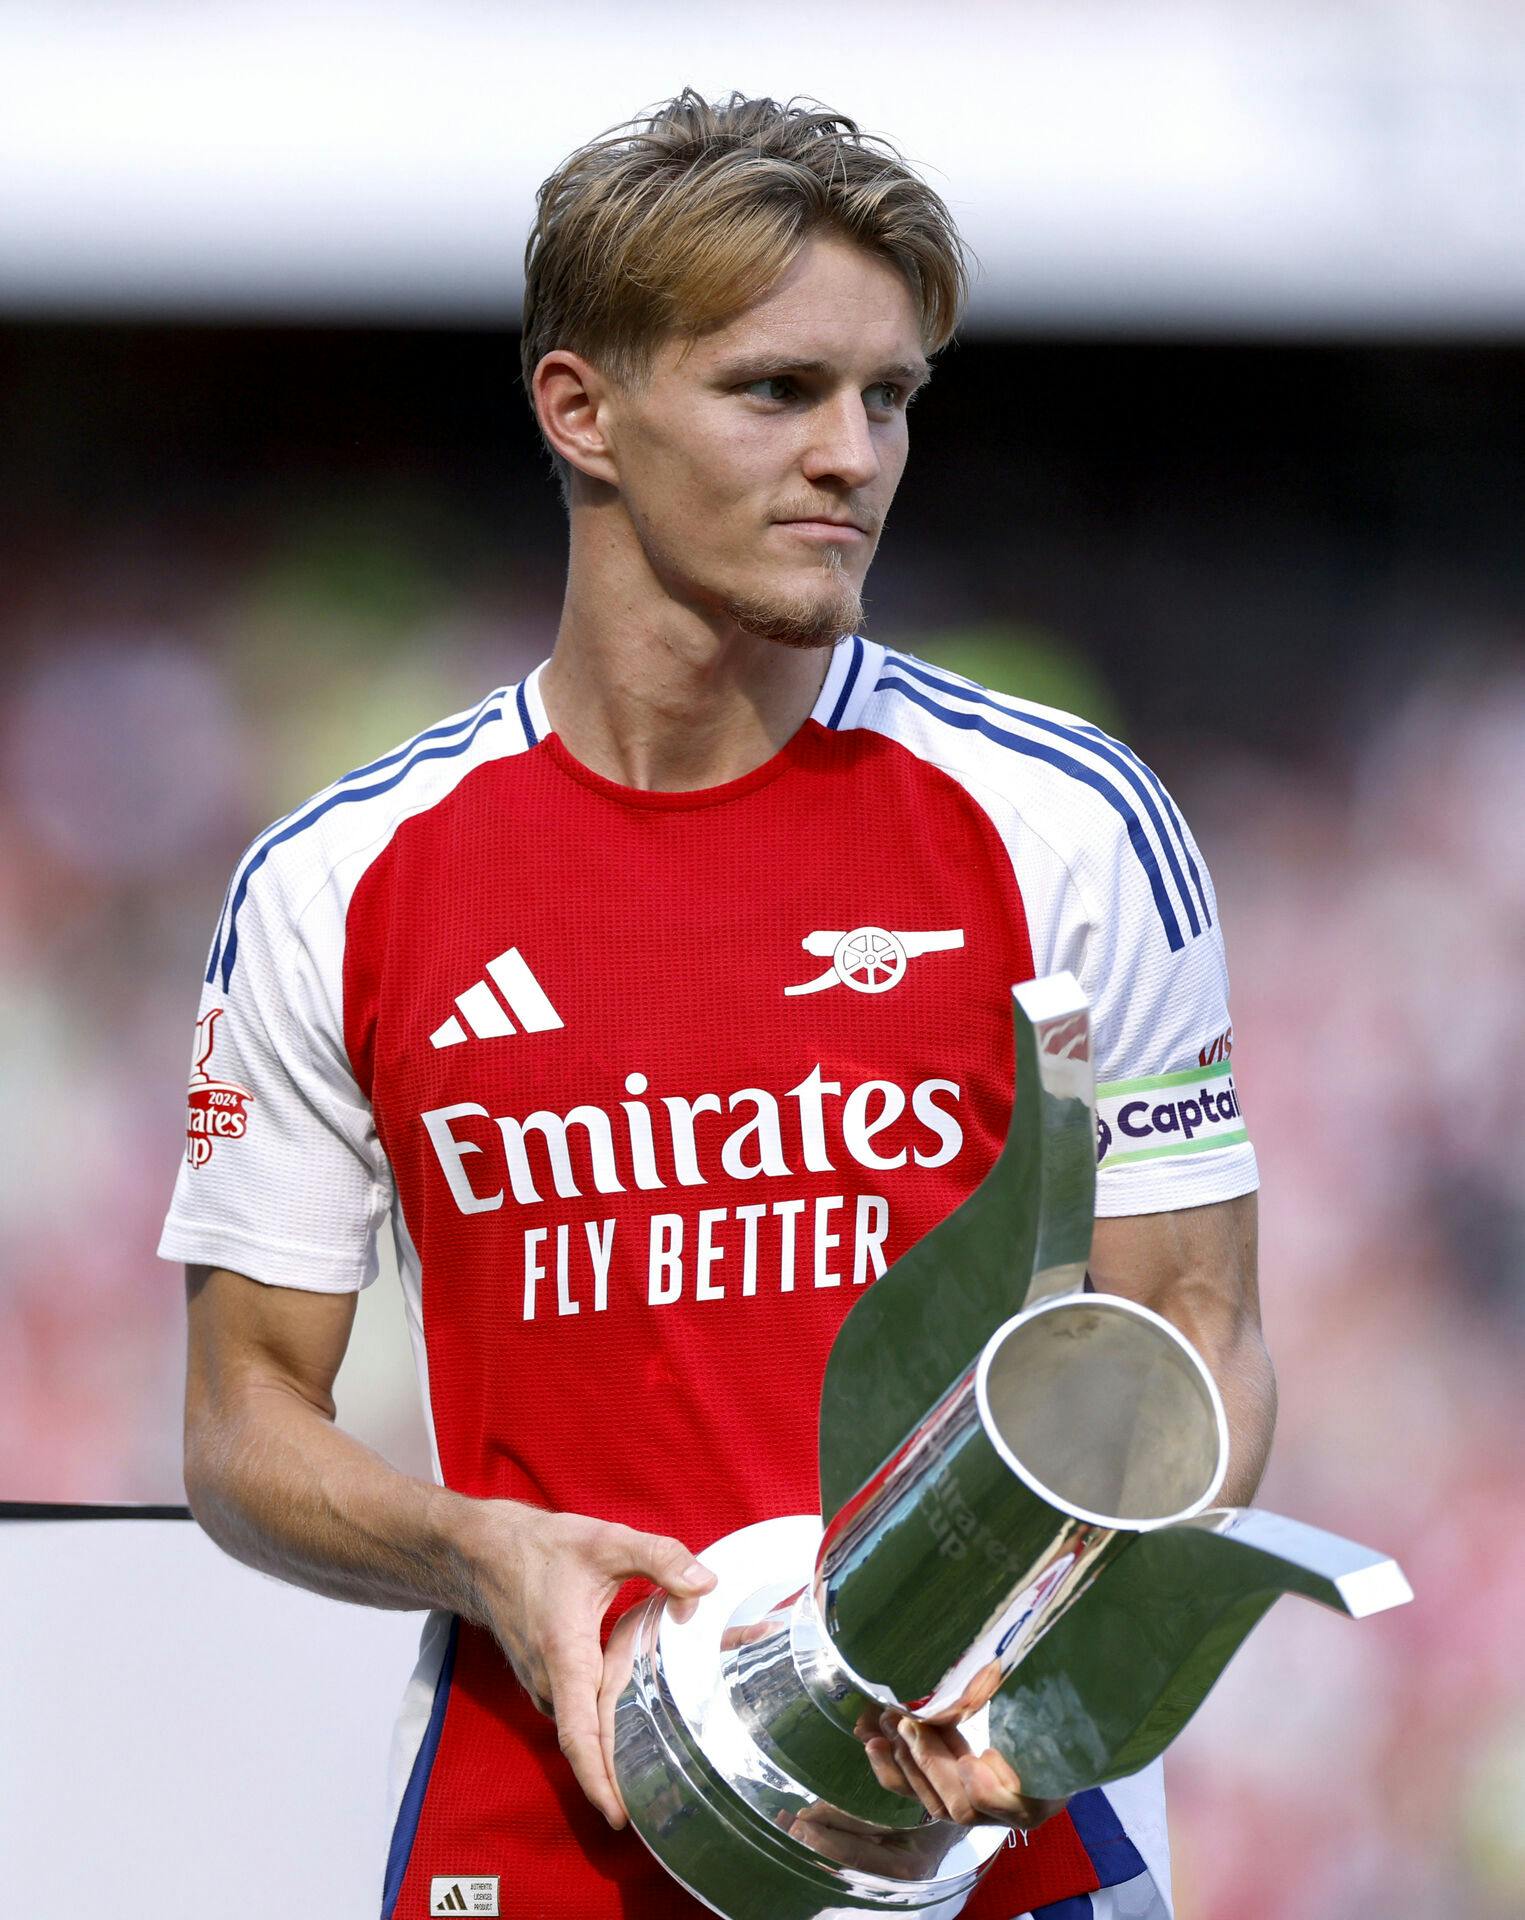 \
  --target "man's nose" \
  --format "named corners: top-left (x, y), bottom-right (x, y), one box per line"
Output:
top-left (800, 392), bottom-right (880, 492)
